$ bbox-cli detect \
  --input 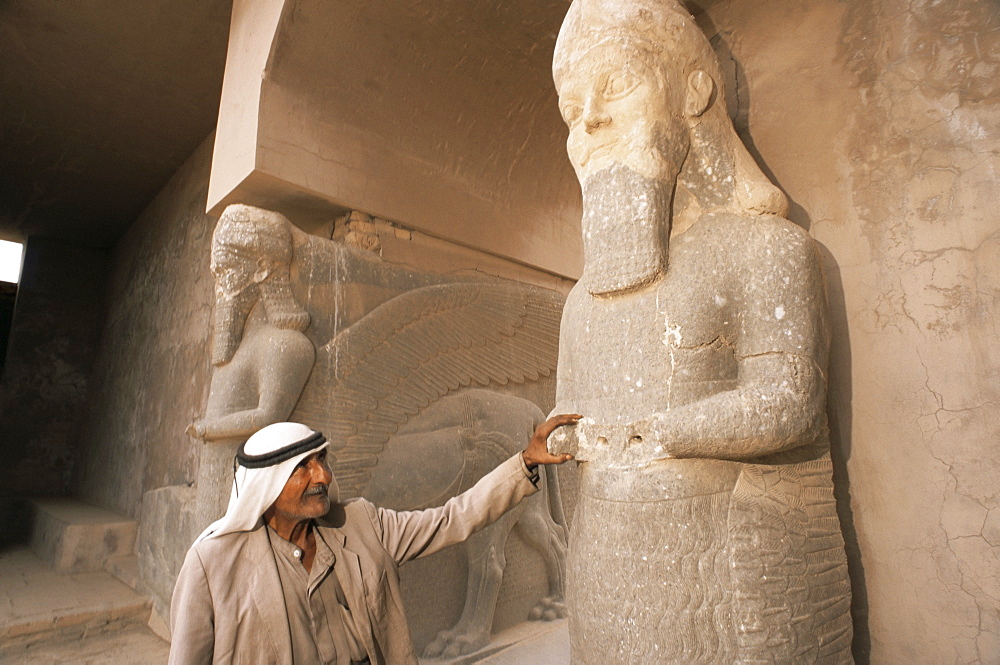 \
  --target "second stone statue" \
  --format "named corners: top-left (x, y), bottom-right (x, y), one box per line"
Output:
top-left (547, 1), bottom-right (855, 663)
